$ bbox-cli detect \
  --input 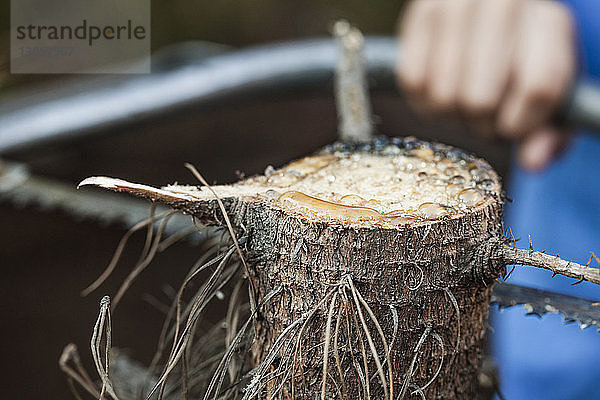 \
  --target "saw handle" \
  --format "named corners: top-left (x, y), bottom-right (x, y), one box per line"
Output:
top-left (557, 78), bottom-right (600, 133)
top-left (1, 37), bottom-right (600, 155)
